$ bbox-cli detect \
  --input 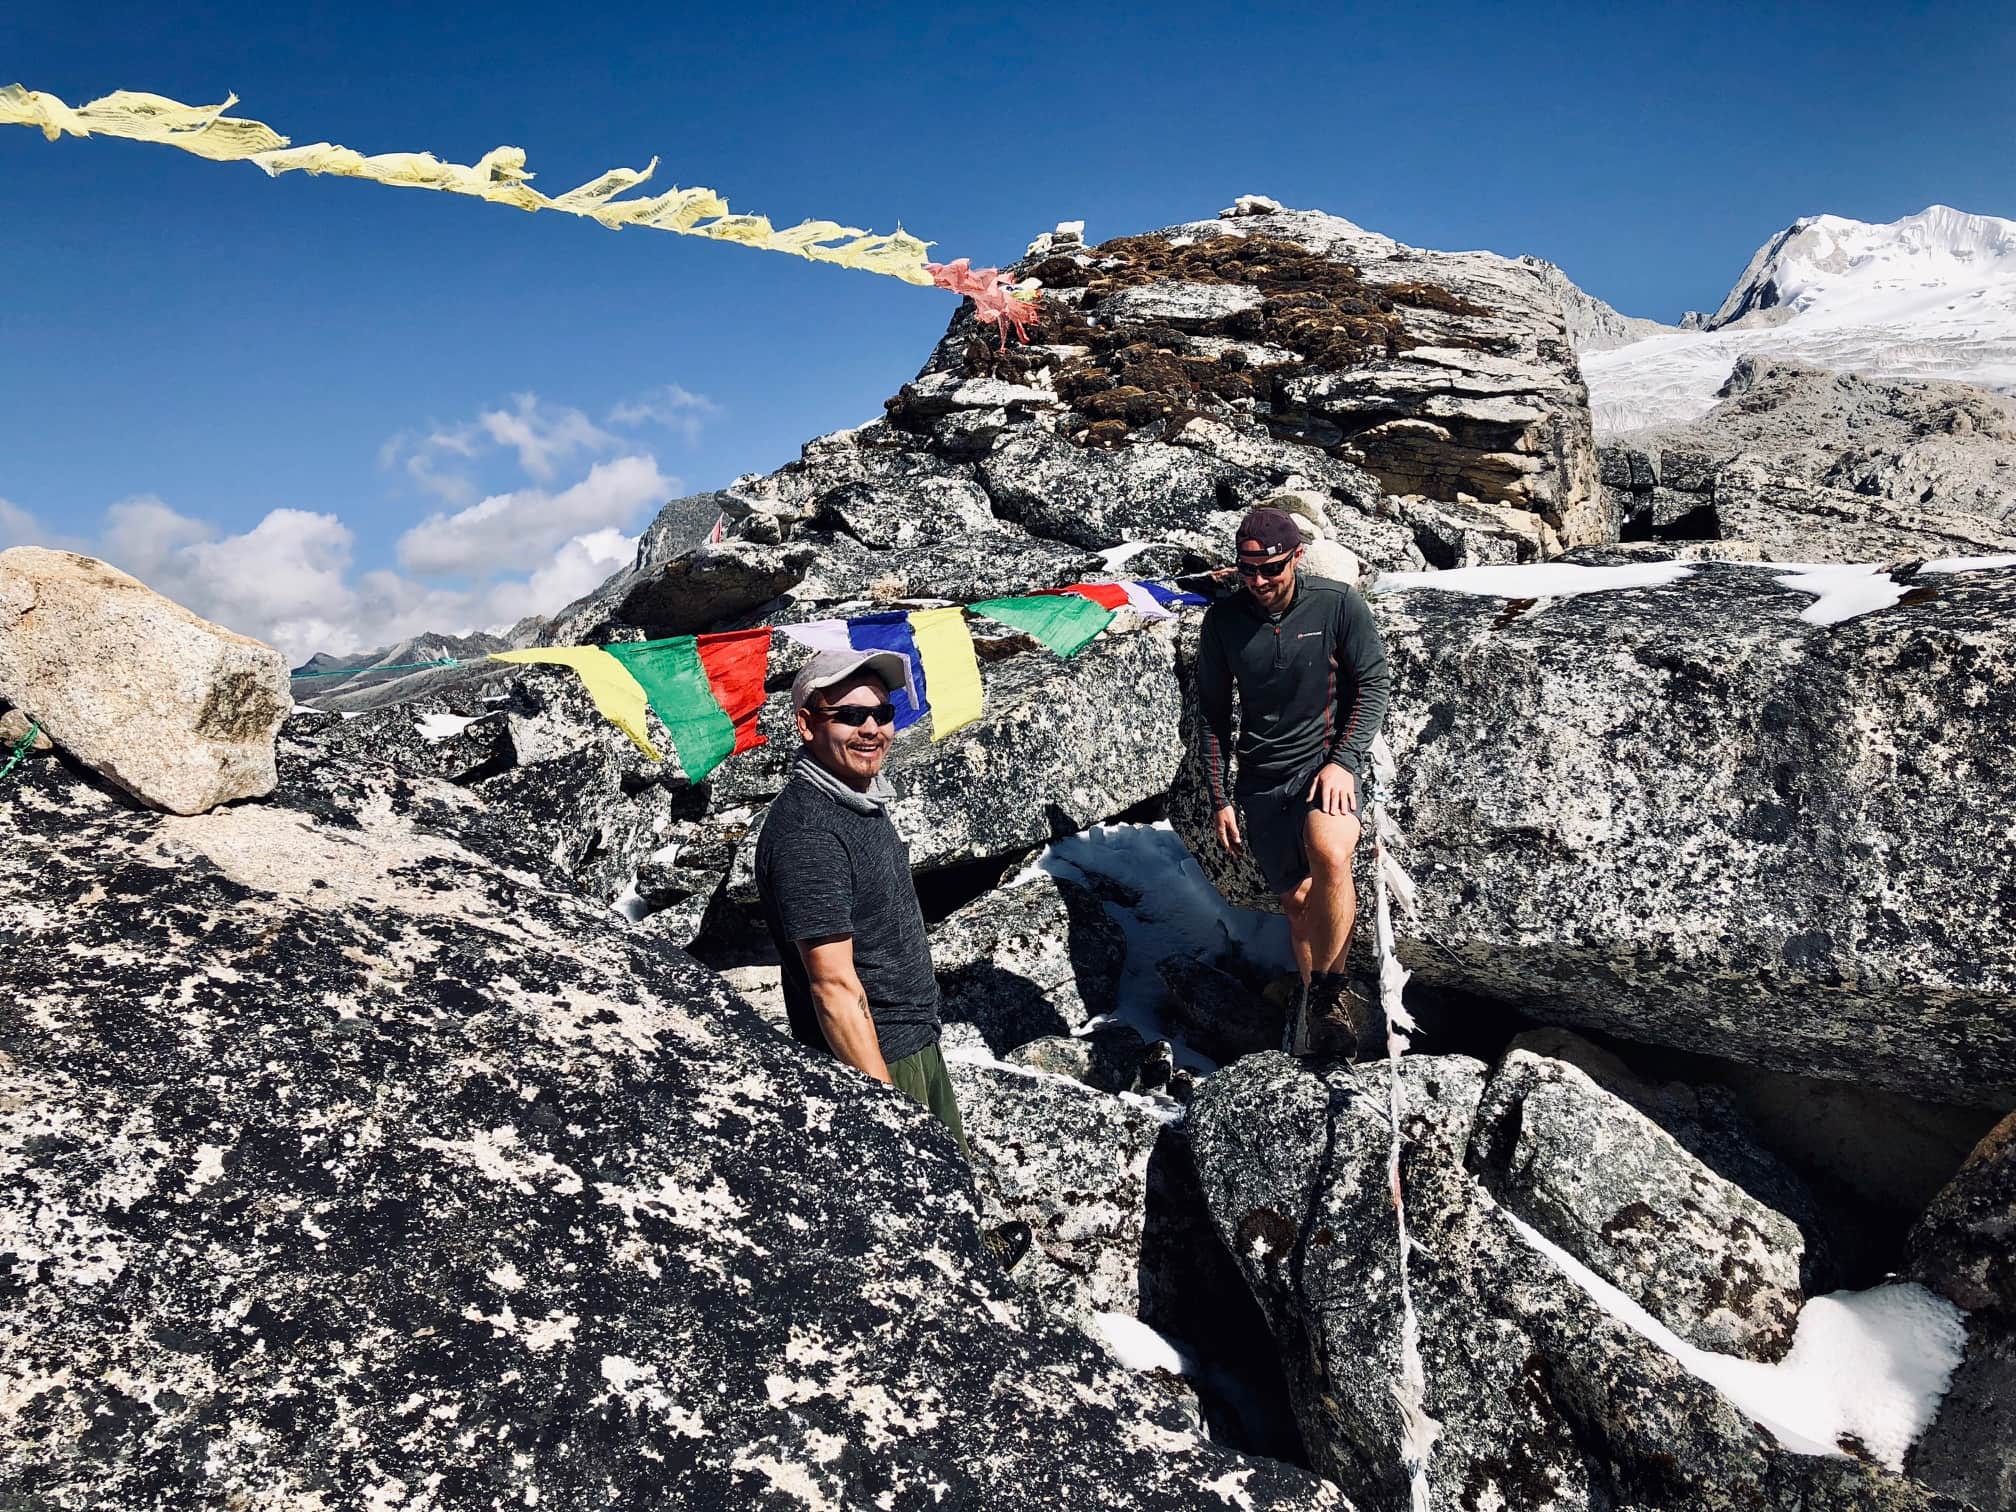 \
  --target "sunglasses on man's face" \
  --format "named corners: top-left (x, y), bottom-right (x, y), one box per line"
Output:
top-left (1236, 554), bottom-right (1294, 580)
top-left (813, 702), bottom-right (899, 728)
